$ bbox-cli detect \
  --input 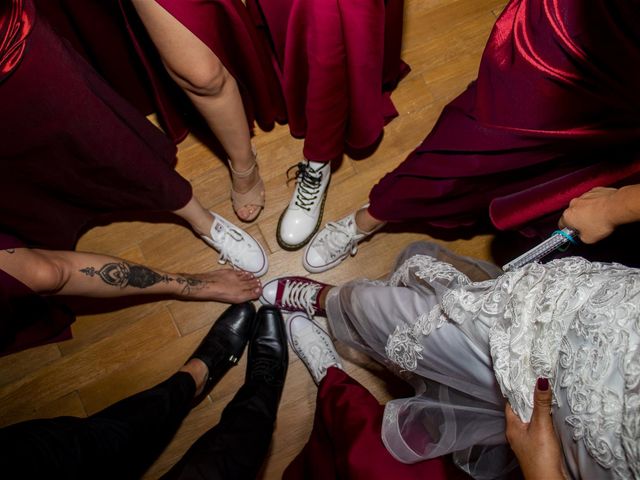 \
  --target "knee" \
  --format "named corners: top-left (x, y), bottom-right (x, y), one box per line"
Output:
top-left (171, 60), bottom-right (230, 97)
